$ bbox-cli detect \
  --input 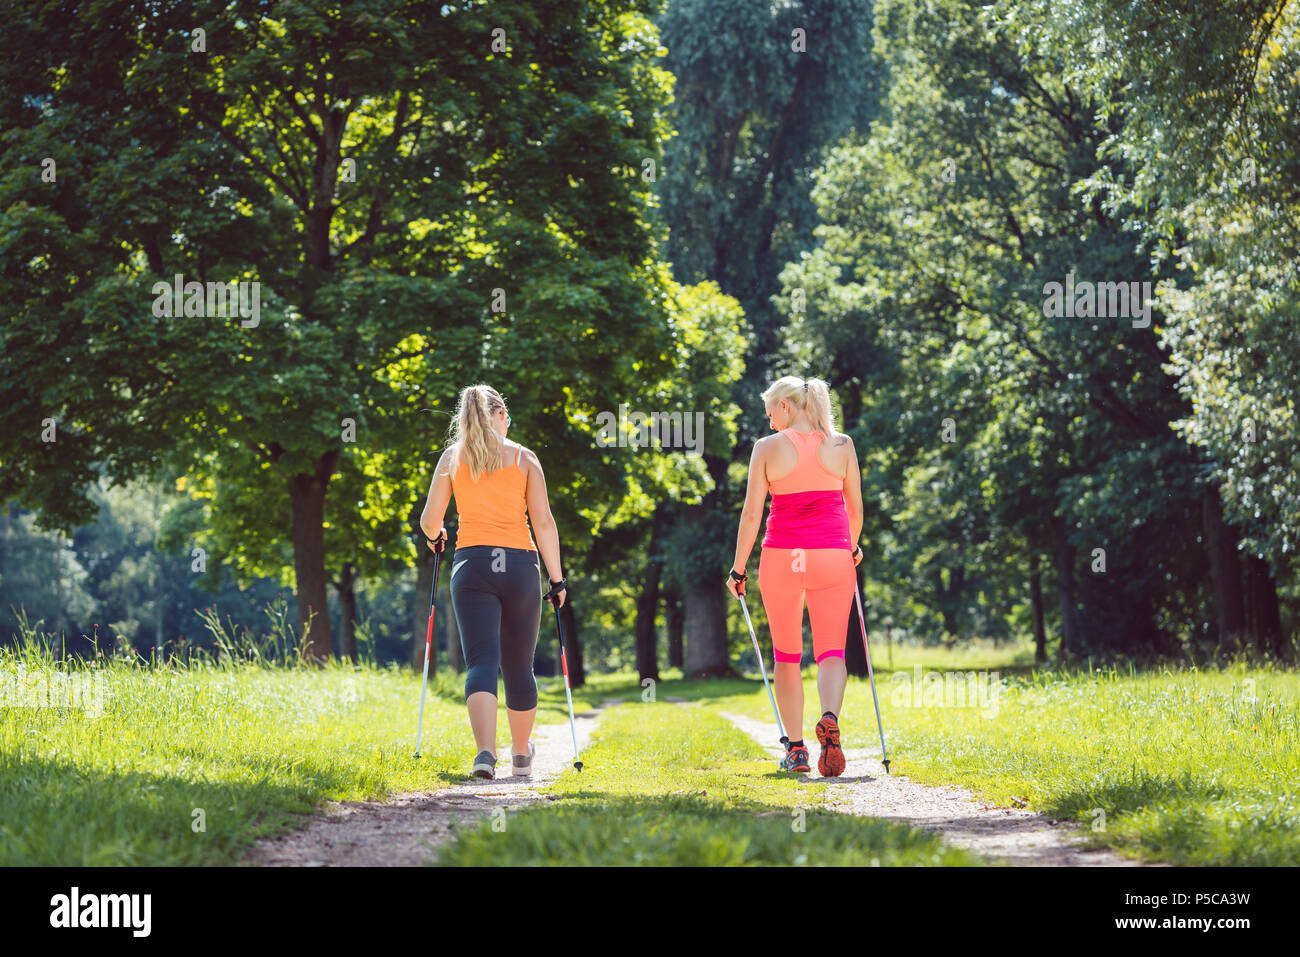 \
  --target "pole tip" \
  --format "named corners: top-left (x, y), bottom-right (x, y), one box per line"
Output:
top-left (882, 759), bottom-right (891, 775)
top-left (575, 761), bottom-right (584, 772)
